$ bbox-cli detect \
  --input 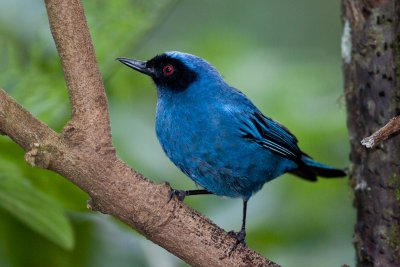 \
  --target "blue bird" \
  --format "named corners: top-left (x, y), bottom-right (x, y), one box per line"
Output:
top-left (117, 51), bottom-right (346, 247)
